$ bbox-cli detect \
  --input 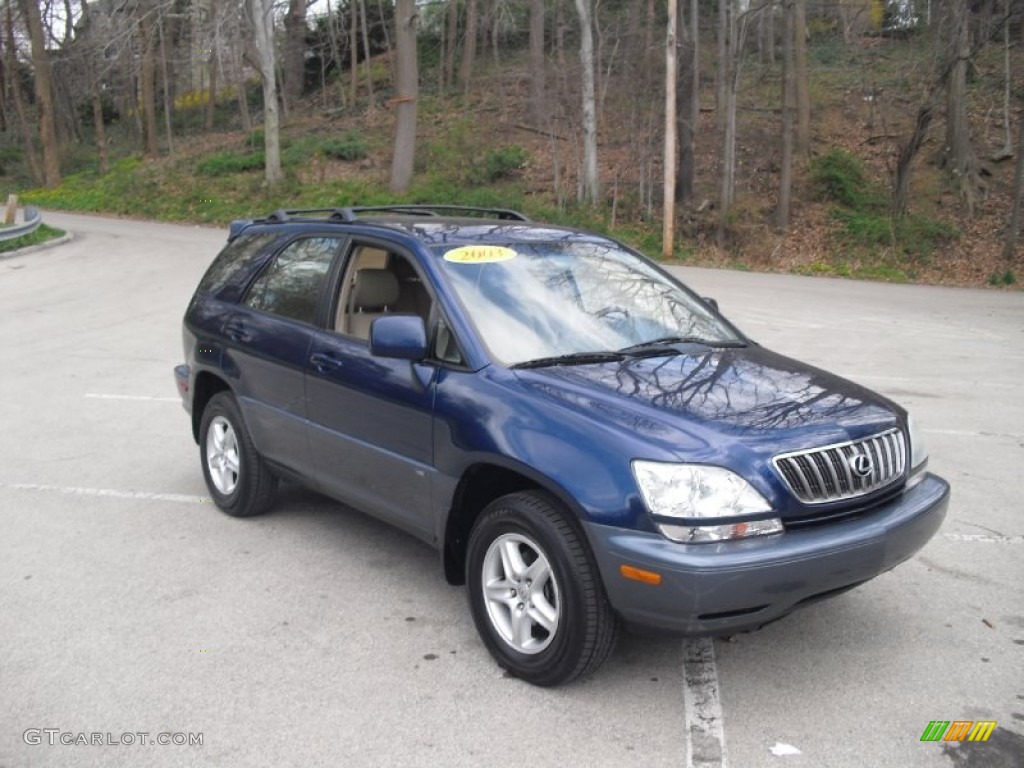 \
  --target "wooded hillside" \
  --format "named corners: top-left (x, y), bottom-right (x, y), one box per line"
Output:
top-left (5, 0), bottom-right (1024, 287)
